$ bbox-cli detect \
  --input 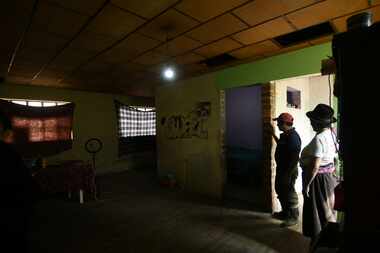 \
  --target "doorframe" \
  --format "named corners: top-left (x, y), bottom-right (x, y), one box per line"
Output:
top-left (219, 84), bottom-right (277, 212)
top-left (261, 82), bottom-right (277, 212)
